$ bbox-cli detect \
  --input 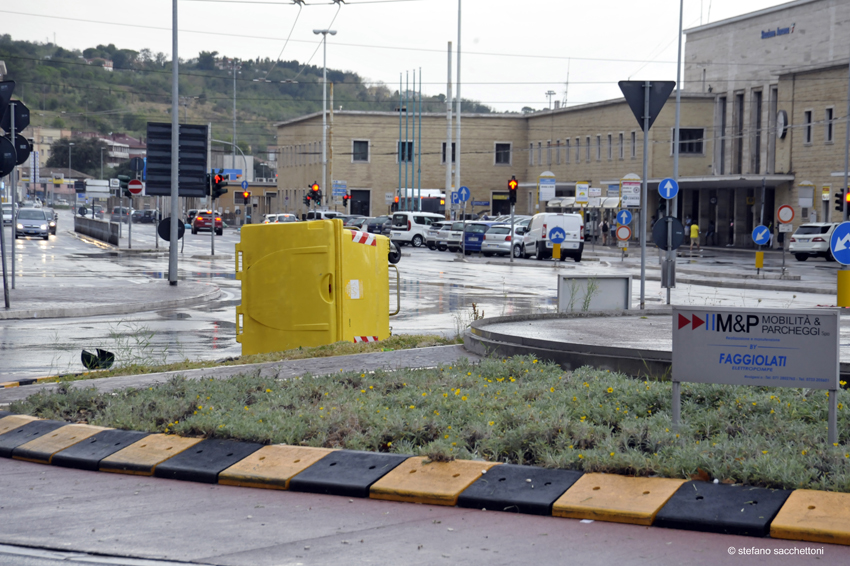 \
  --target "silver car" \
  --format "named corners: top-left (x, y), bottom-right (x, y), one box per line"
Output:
top-left (426, 221), bottom-right (451, 250)
top-left (481, 224), bottom-right (521, 257)
top-left (15, 208), bottom-right (50, 240)
top-left (439, 221), bottom-right (465, 252)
